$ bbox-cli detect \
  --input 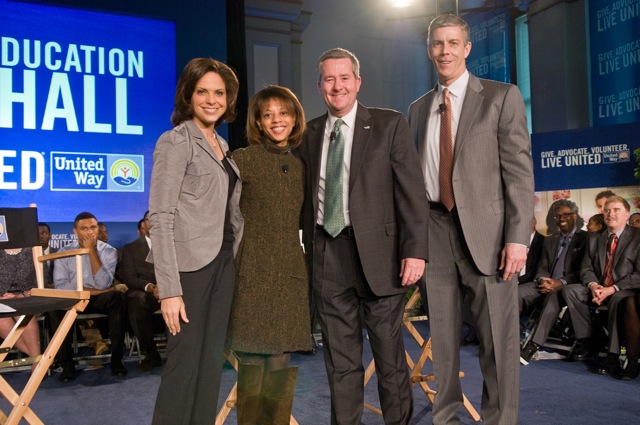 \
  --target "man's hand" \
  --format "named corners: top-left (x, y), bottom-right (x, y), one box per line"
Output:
top-left (538, 277), bottom-right (563, 294)
top-left (161, 296), bottom-right (188, 335)
top-left (78, 232), bottom-right (98, 250)
top-left (499, 243), bottom-right (527, 281)
top-left (591, 283), bottom-right (615, 305)
top-left (400, 258), bottom-right (426, 287)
